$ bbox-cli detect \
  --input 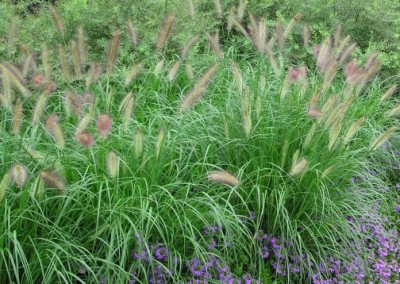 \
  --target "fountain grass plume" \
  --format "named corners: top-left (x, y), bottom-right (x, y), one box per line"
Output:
top-left (77, 131), bottom-right (94, 148)
top-left (343, 117), bottom-right (365, 145)
top-left (125, 62), bottom-right (143, 85)
top-left (289, 156), bottom-right (308, 176)
top-left (127, 20), bottom-right (138, 46)
top-left (387, 105), bottom-right (400, 117)
top-left (0, 173), bottom-right (11, 202)
top-left (71, 40), bottom-right (82, 77)
top-left (106, 151), bottom-right (119, 178)
top-left (7, 20), bottom-right (18, 57)
top-left (9, 163), bottom-right (29, 189)
top-left (242, 86), bottom-right (252, 137)
top-left (133, 127), bottom-right (143, 160)
top-left (154, 59), bottom-right (164, 75)
top-left (237, 0), bottom-right (246, 21)
top-left (49, 6), bottom-right (65, 37)
top-left (86, 62), bottom-right (102, 89)
top-left (42, 45), bottom-right (51, 81)
top-left (181, 35), bottom-right (199, 60)
top-left (167, 61), bottom-right (181, 81)
top-left (75, 113), bottom-right (93, 137)
top-left (156, 13), bottom-right (176, 51)
top-left (106, 30), bottom-right (121, 73)
top-left (45, 115), bottom-right (65, 150)
top-left (380, 84), bottom-right (397, 101)
top-left (96, 113), bottom-right (112, 139)
top-left (207, 170), bottom-right (240, 187)
top-left (12, 97), bottom-right (23, 136)
top-left (119, 92), bottom-right (135, 129)
top-left (369, 127), bottom-right (397, 151)
top-left (31, 93), bottom-right (49, 126)
top-left (179, 64), bottom-right (218, 113)
top-left (187, 0), bottom-right (195, 19)
top-left (77, 27), bottom-right (86, 69)
top-left (155, 128), bottom-right (166, 161)
top-left (302, 24), bottom-right (311, 47)
top-left (230, 61), bottom-right (244, 92)
top-left (206, 31), bottom-right (223, 58)
top-left (57, 44), bottom-right (71, 81)
top-left (1, 62), bottom-right (30, 97)
top-left (1, 65), bottom-right (11, 110)
top-left (214, 0), bottom-right (223, 18)
top-left (64, 91), bottom-right (82, 117)
top-left (40, 170), bottom-right (66, 192)
top-left (185, 64), bottom-right (194, 80)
